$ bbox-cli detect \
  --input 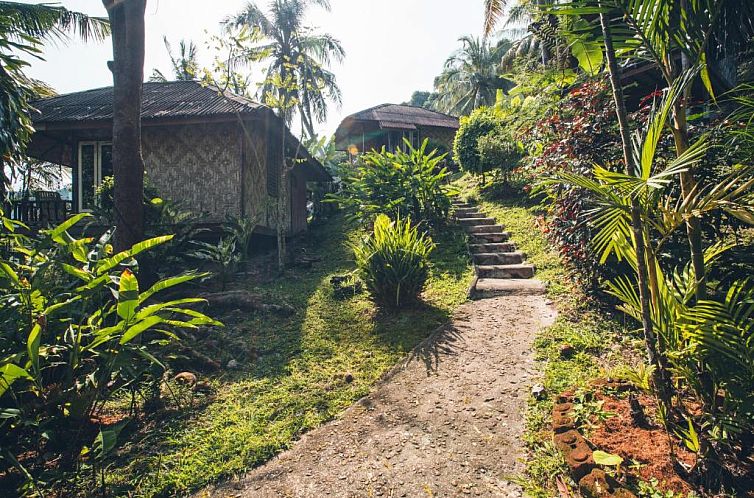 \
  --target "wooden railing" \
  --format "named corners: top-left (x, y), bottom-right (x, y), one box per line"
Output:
top-left (6, 194), bottom-right (72, 228)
